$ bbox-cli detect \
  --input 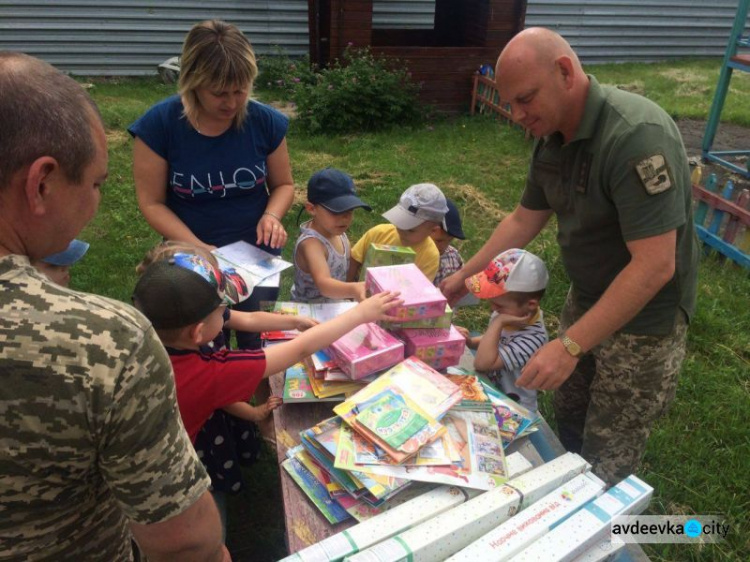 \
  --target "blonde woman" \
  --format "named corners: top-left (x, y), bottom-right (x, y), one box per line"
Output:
top-left (129, 19), bottom-right (294, 348)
